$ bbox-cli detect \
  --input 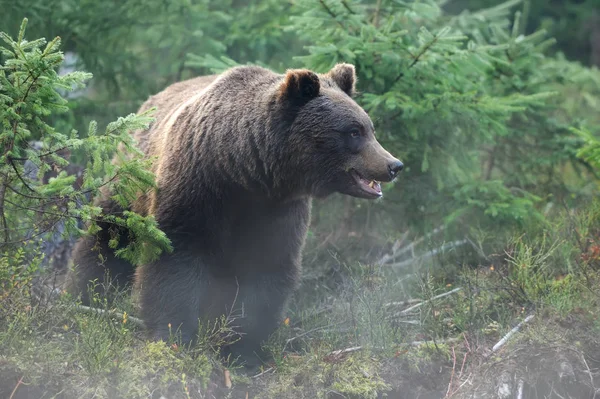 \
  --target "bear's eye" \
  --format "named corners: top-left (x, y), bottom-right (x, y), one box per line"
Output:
top-left (350, 130), bottom-right (360, 139)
